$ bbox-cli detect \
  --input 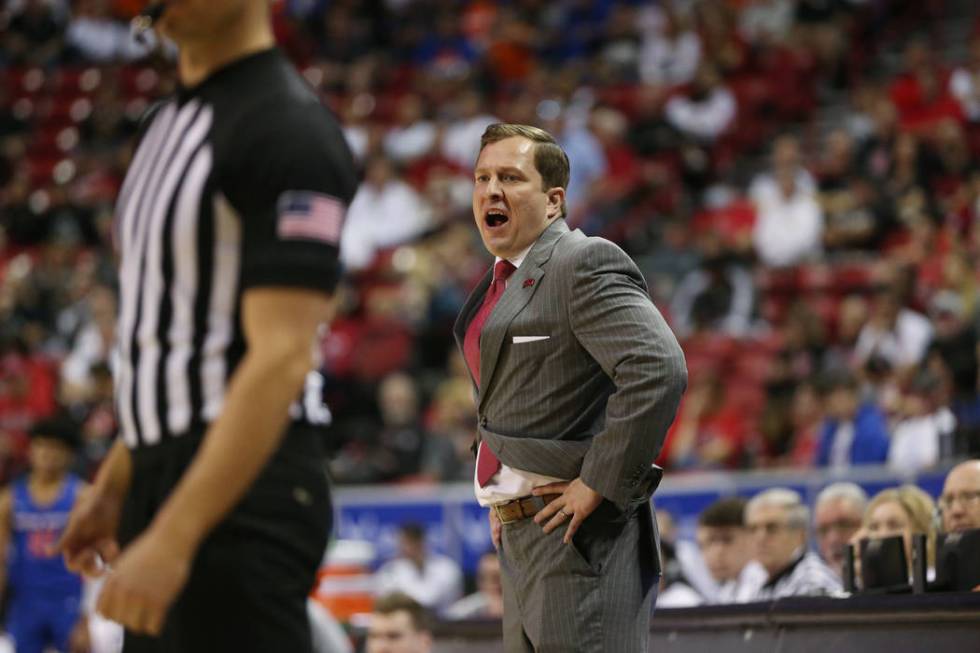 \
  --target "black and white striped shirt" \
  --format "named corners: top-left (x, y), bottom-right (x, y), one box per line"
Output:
top-left (113, 48), bottom-right (357, 449)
